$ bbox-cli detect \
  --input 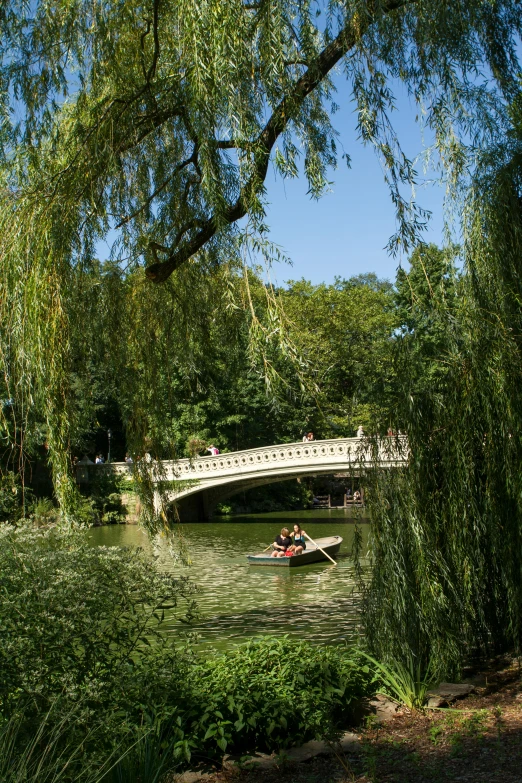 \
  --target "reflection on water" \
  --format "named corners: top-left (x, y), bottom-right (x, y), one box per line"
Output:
top-left (88, 512), bottom-right (370, 651)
